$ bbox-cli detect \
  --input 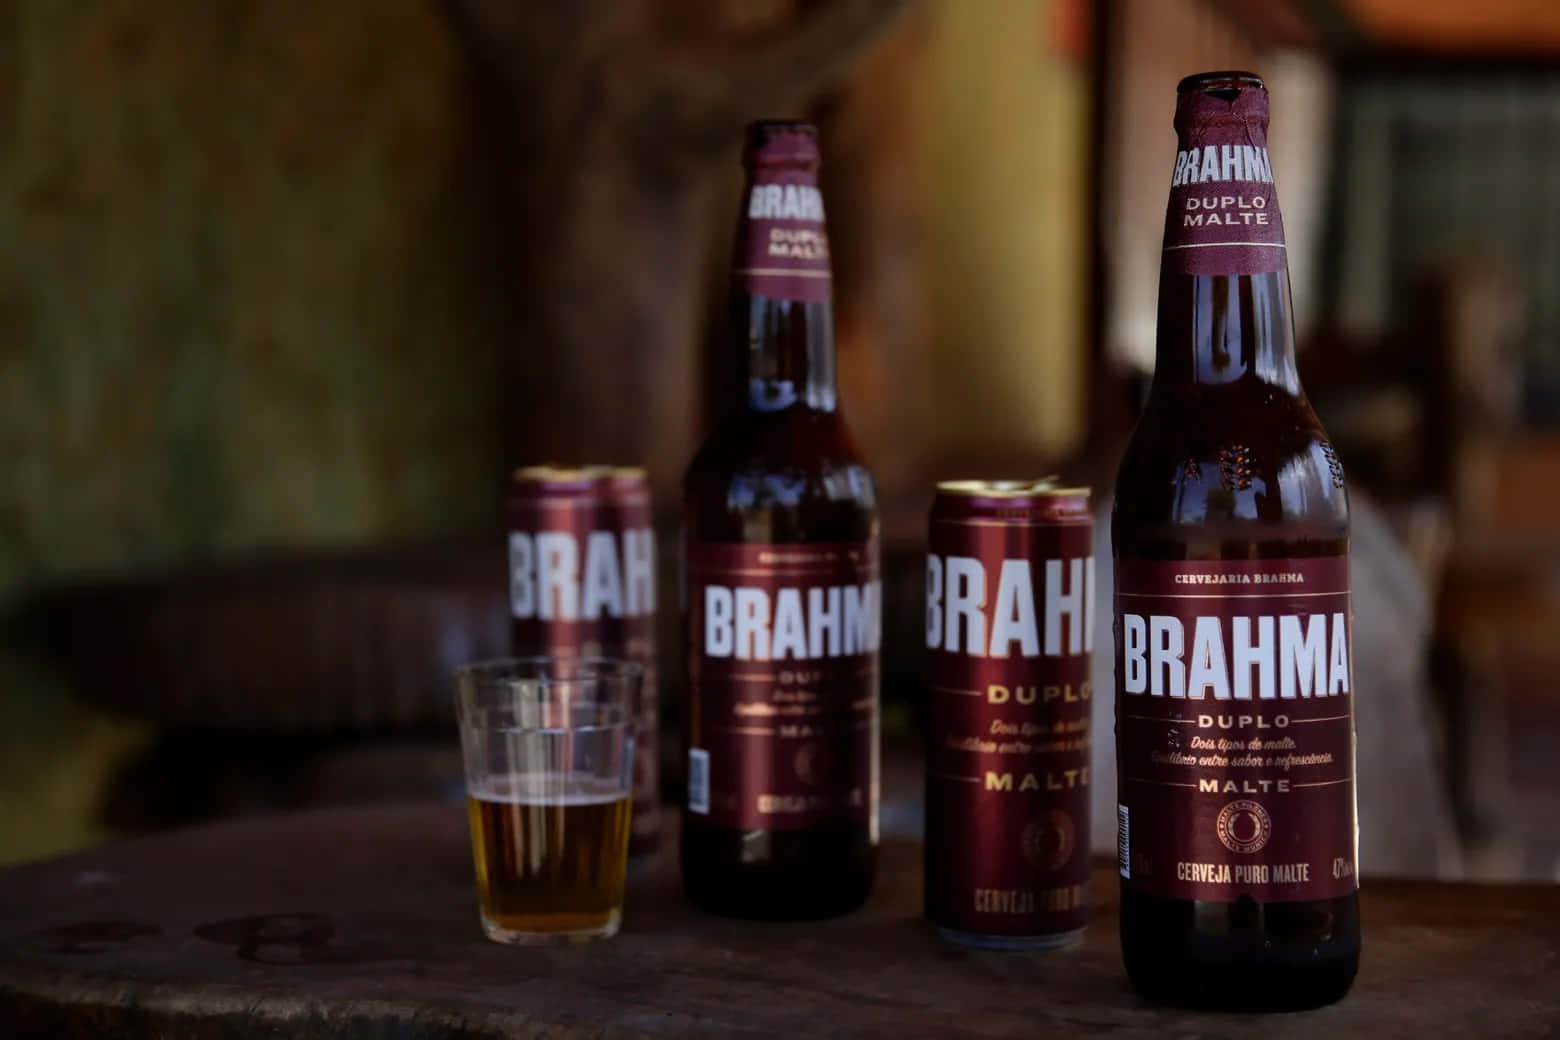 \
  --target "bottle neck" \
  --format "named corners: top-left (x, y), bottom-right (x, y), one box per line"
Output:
top-left (738, 294), bottom-right (838, 412)
top-left (1154, 85), bottom-right (1299, 396)
top-left (729, 155), bottom-right (837, 414)
top-left (1152, 269), bottom-right (1301, 394)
